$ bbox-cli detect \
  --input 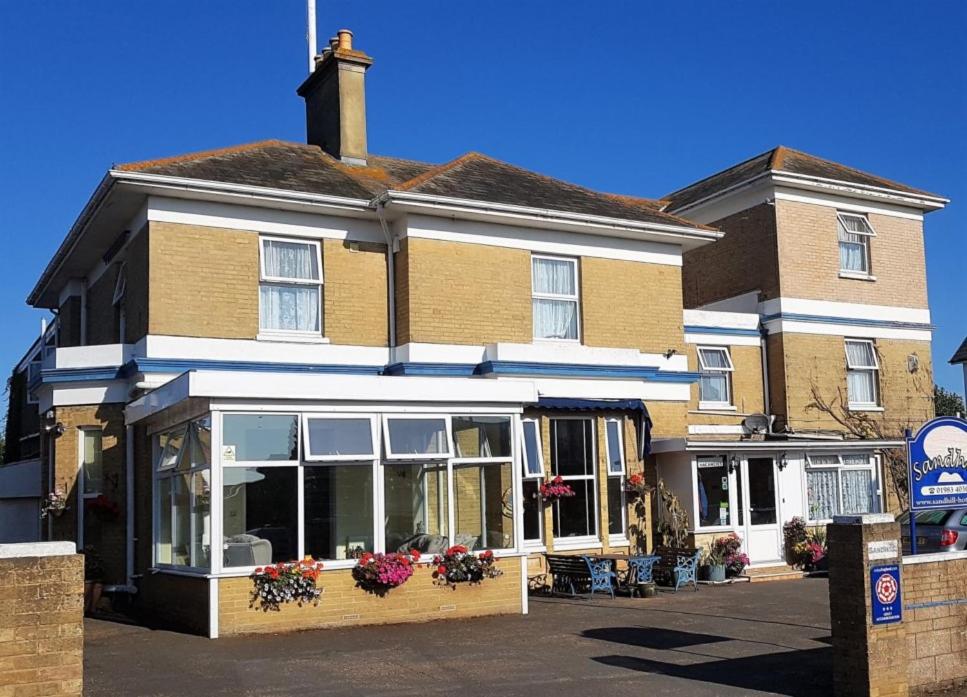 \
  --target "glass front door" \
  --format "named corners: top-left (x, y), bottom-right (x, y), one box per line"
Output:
top-left (739, 457), bottom-right (782, 563)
